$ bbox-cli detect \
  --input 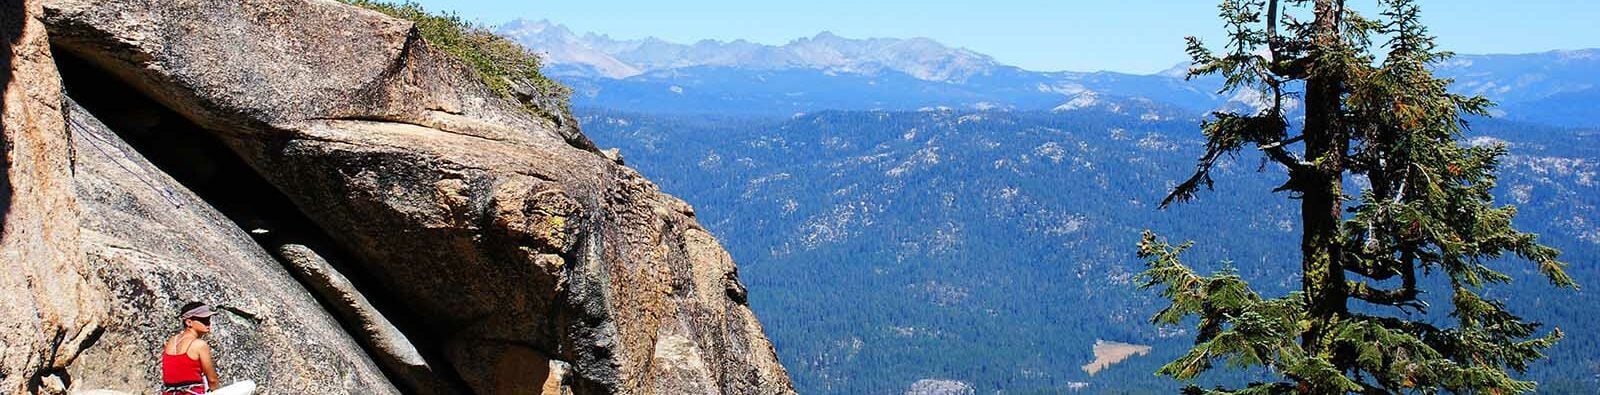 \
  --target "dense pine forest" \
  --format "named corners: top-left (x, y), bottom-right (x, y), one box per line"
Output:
top-left (578, 108), bottom-right (1600, 393)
